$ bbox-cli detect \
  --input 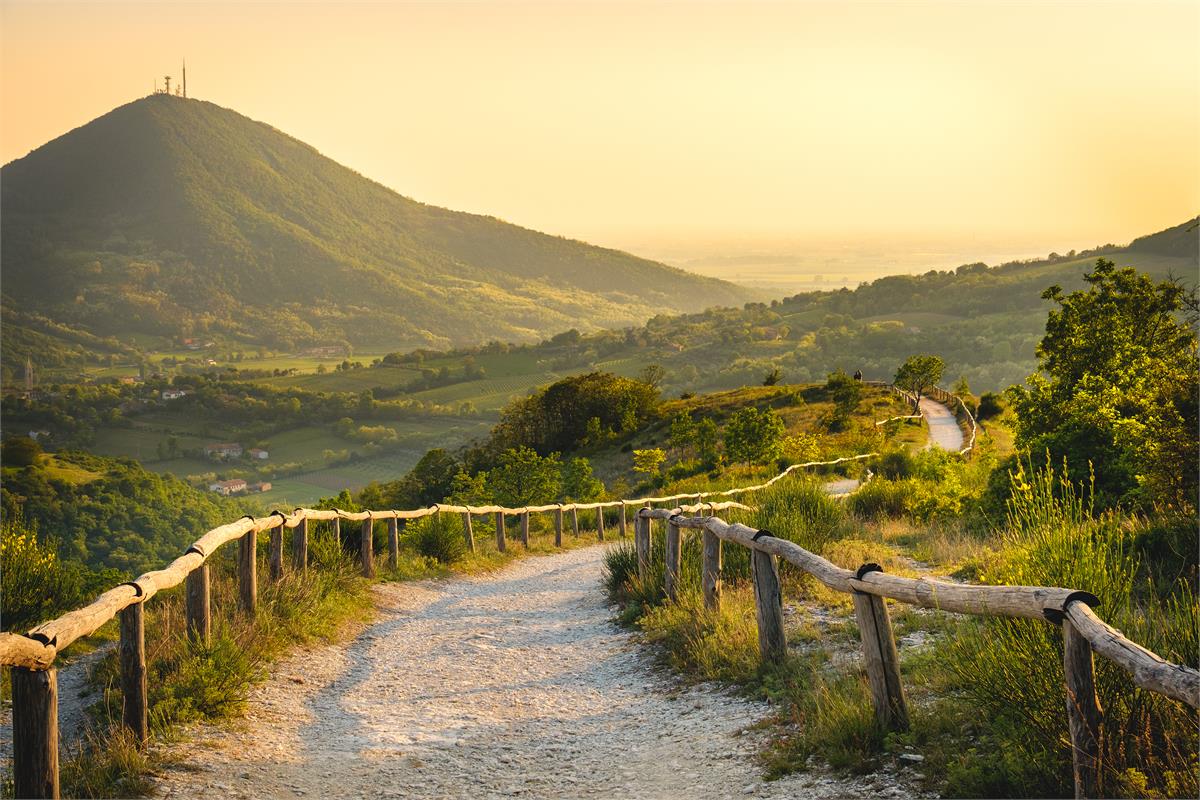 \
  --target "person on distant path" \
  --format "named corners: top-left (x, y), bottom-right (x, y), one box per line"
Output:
top-left (853, 370), bottom-right (862, 381)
